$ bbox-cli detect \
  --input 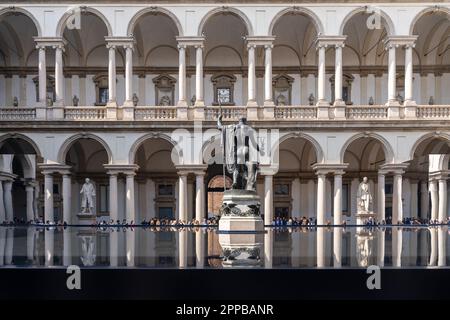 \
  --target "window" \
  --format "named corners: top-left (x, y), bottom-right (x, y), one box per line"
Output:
top-left (274, 183), bottom-right (289, 196)
top-left (93, 74), bottom-right (109, 106)
top-left (33, 75), bottom-right (55, 104)
top-left (330, 74), bottom-right (354, 105)
top-left (158, 184), bottom-right (174, 196)
top-left (275, 207), bottom-right (289, 218)
top-left (211, 74), bottom-right (236, 106)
